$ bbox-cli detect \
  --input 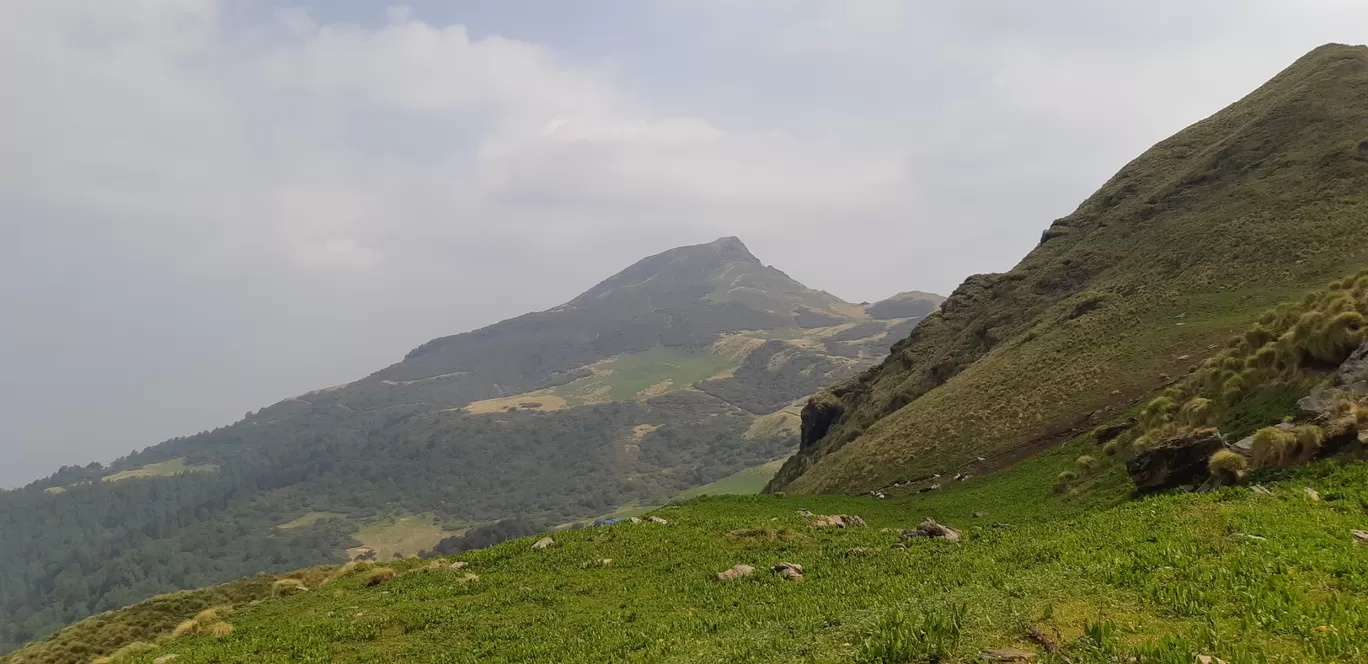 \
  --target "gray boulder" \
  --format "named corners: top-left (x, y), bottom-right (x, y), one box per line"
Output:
top-left (1298, 339), bottom-right (1368, 415)
top-left (1125, 430), bottom-right (1225, 494)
